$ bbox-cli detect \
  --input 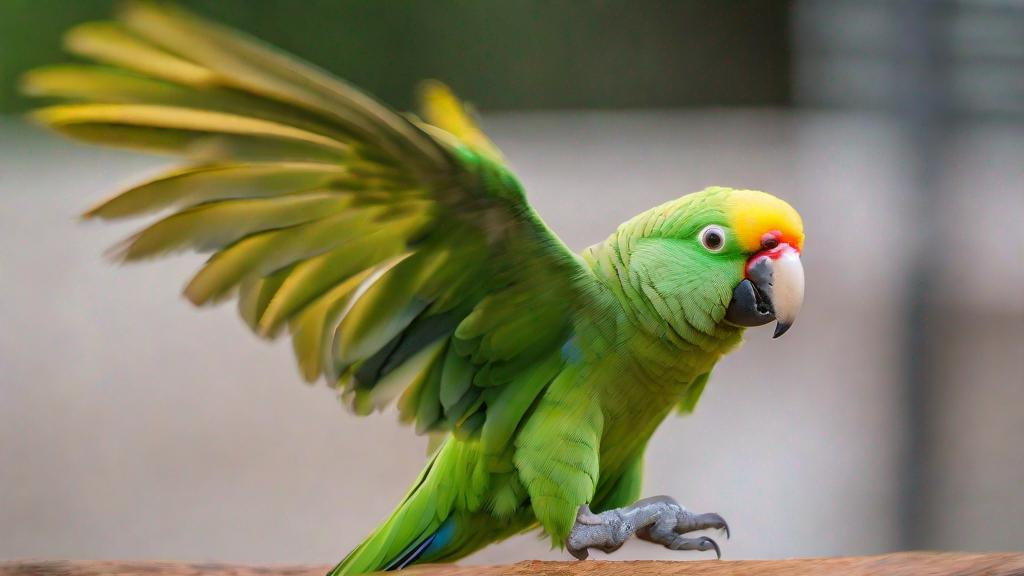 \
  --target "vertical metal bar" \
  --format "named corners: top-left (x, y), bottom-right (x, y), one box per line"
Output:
top-left (893, 0), bottom-right (950, 551)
